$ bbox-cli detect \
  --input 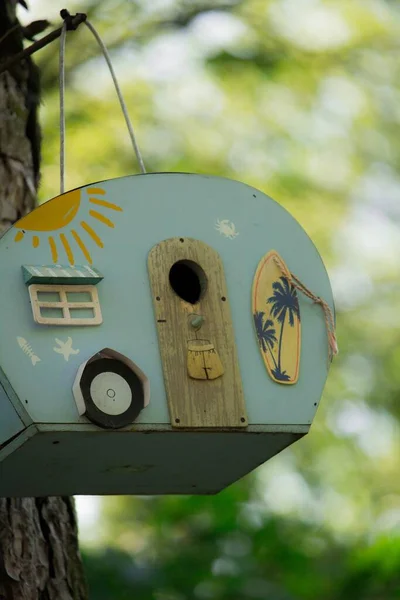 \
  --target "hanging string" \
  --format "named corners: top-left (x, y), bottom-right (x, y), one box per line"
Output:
top-left (272, 254), bottom-right (338, 362)
top-left (59, 16), bottom-right (146, 195)
top-left (84, 21), bottom-right (146, 175)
